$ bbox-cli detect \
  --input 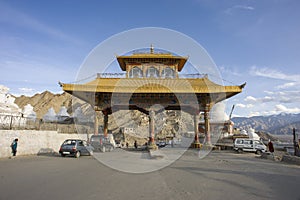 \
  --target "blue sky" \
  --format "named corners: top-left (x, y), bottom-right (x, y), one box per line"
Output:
top-left (0, 0), bottom-right (300, 117)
